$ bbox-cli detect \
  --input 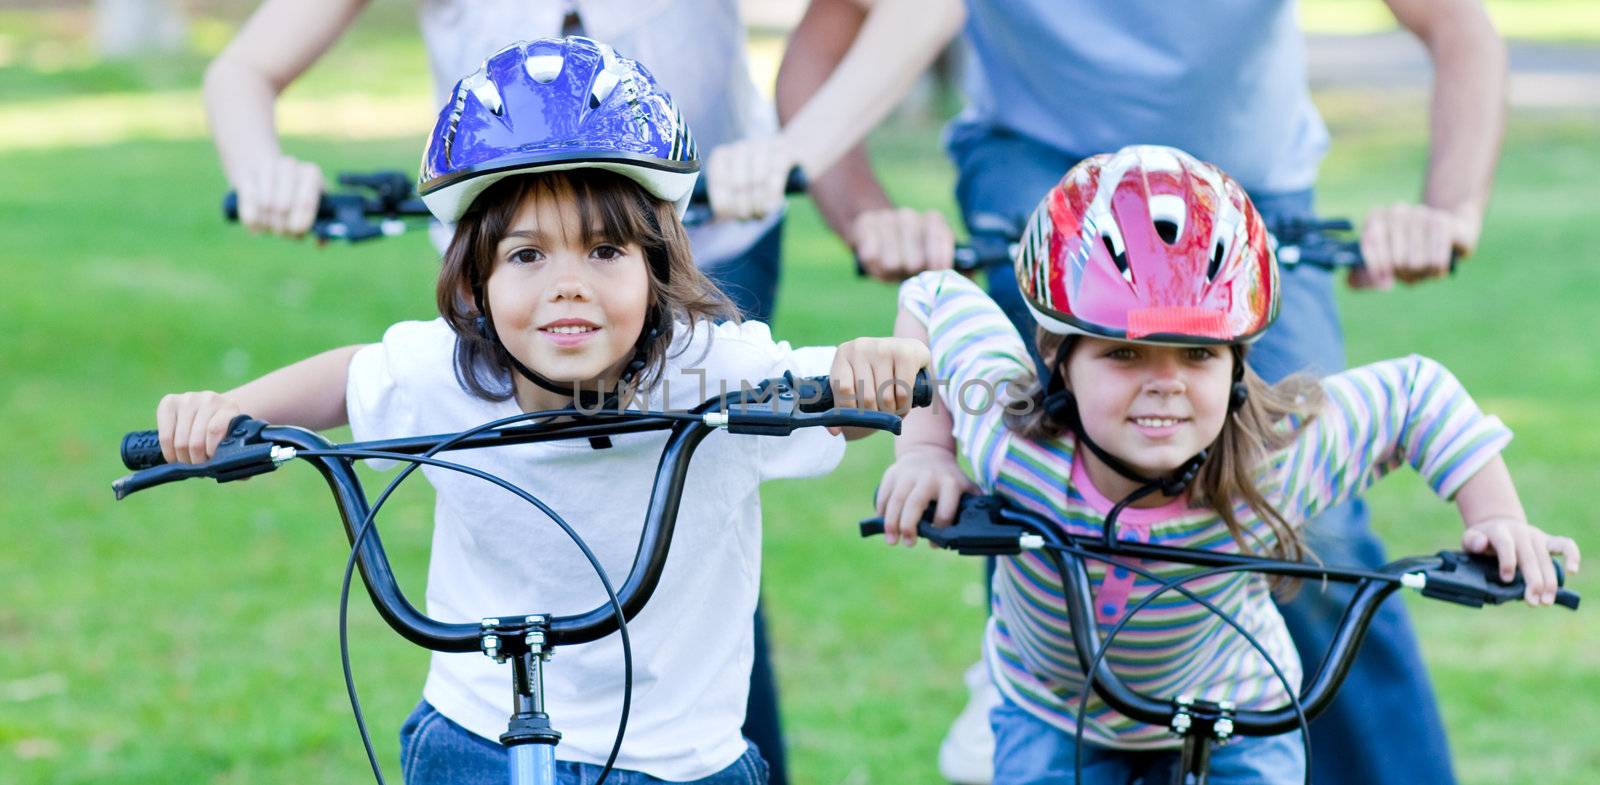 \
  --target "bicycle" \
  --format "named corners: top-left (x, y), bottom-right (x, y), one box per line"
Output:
top-left (858, 494), bottom-right (1578, 784)
top-left (114, 371), bottom-right (932, 785)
